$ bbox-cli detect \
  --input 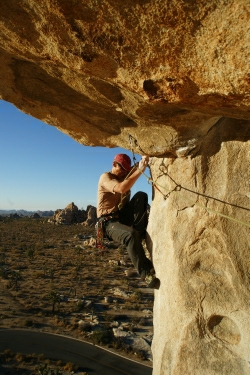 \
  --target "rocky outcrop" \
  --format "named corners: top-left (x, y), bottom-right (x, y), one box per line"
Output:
top-left (29, 213), bottom-right (41, 219)
top-left (0, 2), bottom-right (249, 374)
top-left (50, 202), bottom-right (97, 226)
top-left (82, 205), bottom-right (97, 227)
top-left (8, 213), bottom-right (21, 219)
top-left (51, 202), bottom-right (87, 225)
